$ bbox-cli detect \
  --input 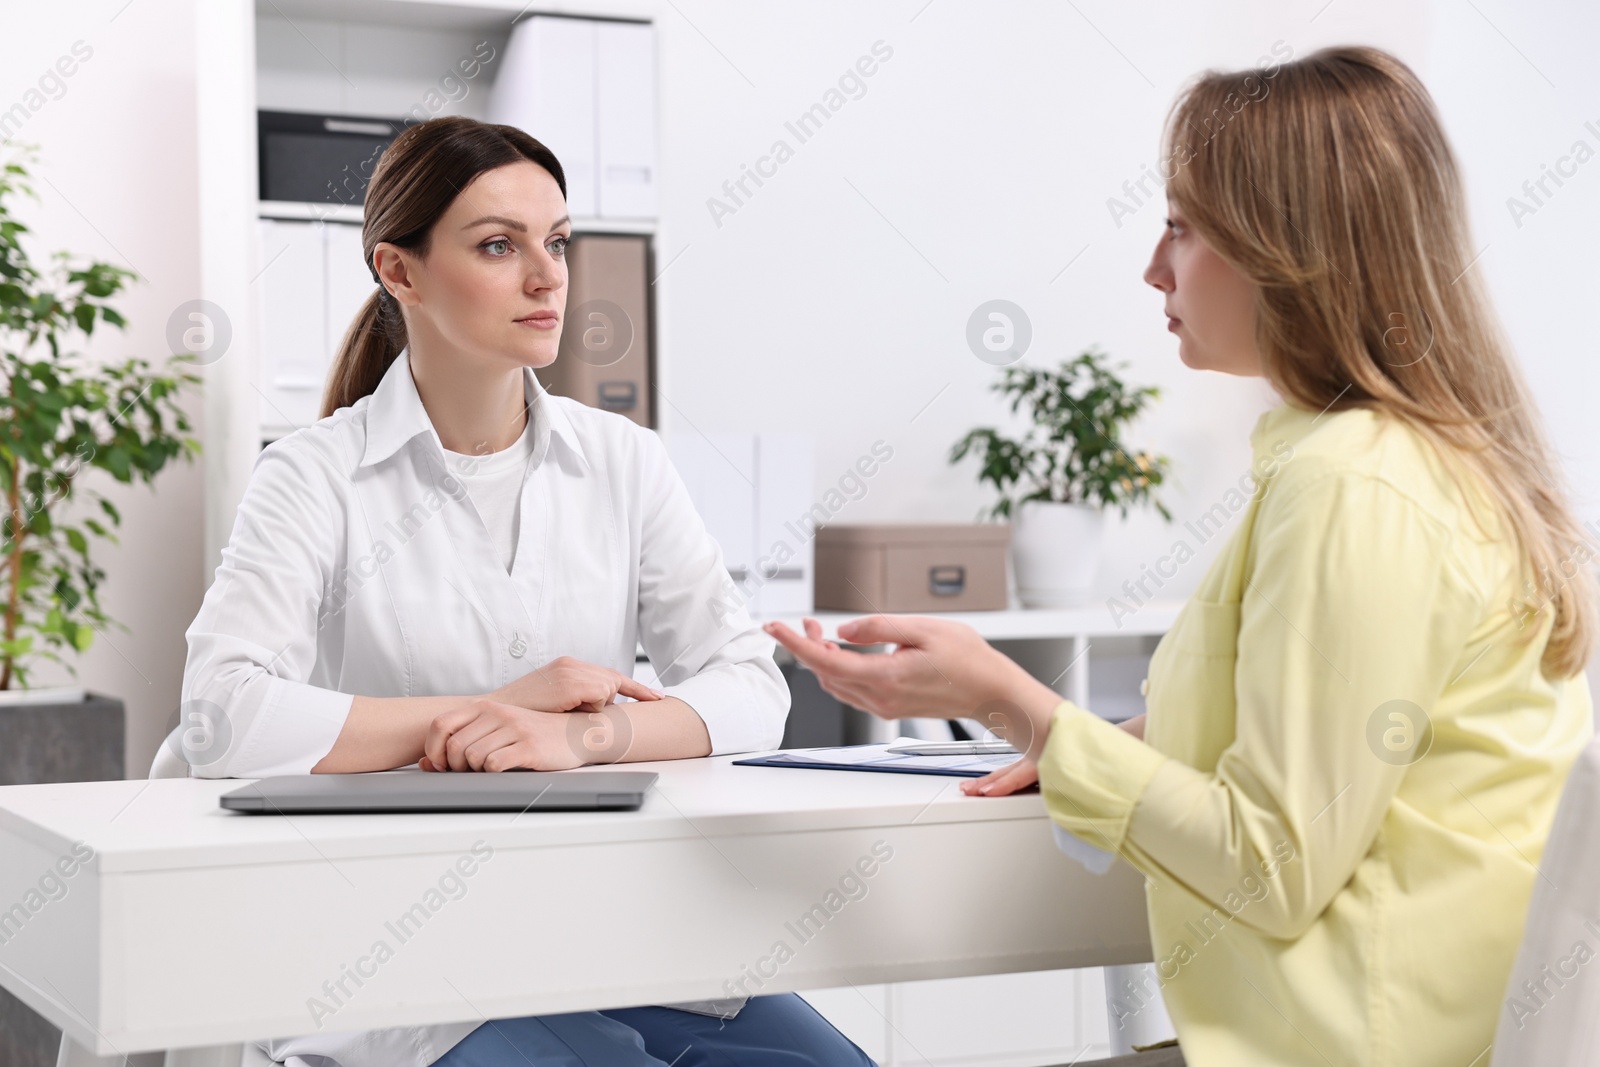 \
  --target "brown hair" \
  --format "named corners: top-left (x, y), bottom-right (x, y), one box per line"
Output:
top-left (319, 116), bottom-right (566, 418)
top-left (1163, 45), bottom-right (1595, 679)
